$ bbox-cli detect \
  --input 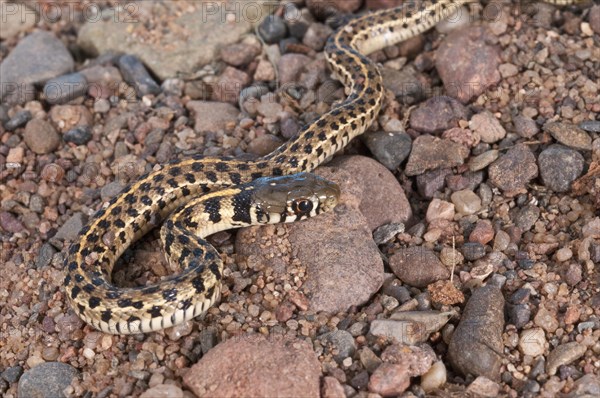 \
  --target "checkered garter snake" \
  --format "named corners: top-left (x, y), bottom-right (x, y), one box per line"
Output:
top-left (64, 0), bottom-right (586, 334)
